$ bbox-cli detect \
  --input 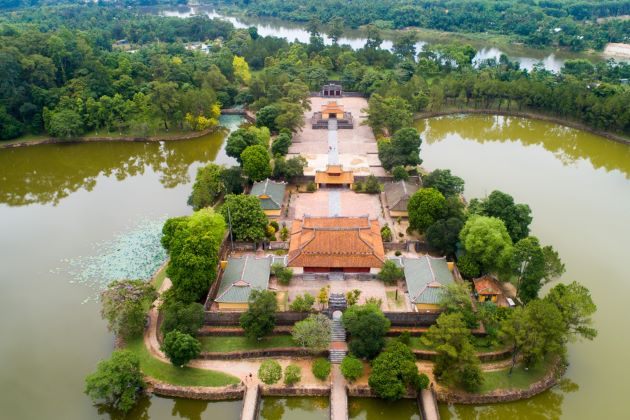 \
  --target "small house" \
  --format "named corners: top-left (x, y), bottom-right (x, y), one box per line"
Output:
top-left (249, 179), bottom-right (286, 217)
top-left (214, 256), bottom-right (271, 311)
top-left (315, 165), bottom-right (354, 189)
top-left (473, 275), bottom-right (509, 307)
top-left (383, 180), bottom-right (420, 218)
top-left (402, 256), bottom-right (455, 312)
